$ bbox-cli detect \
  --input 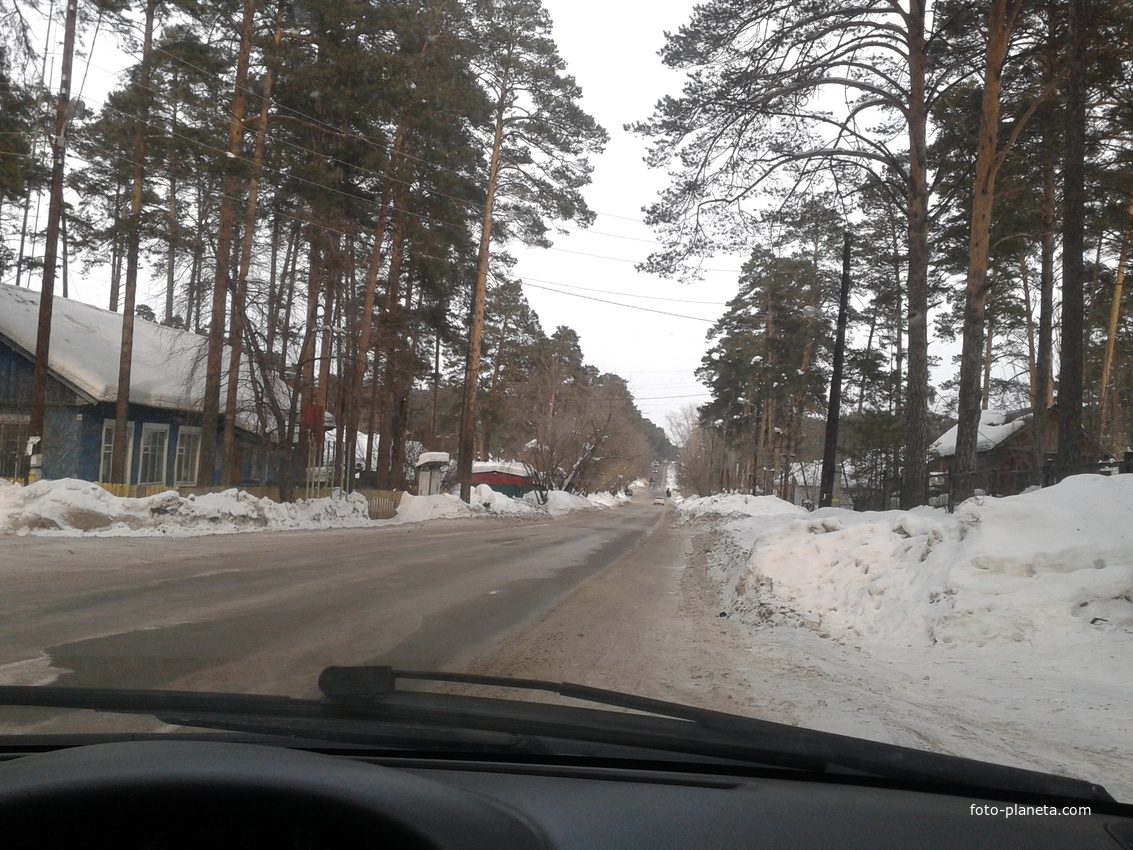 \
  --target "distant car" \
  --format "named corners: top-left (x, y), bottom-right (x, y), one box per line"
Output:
top-left (653, 497), bottom-right (664, 506)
